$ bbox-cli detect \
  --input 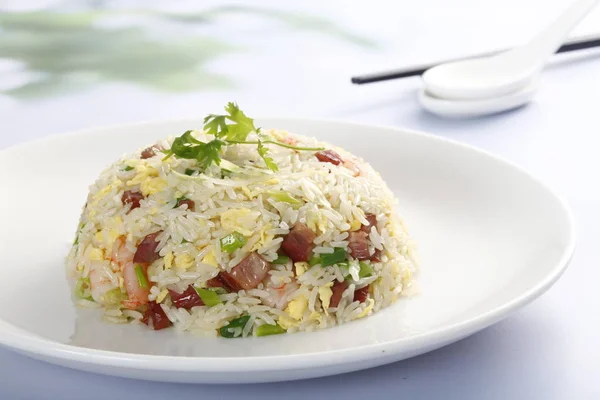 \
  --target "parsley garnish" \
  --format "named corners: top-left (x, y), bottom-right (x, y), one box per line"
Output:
top-left (163, 102), bottom-right (324, 171)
